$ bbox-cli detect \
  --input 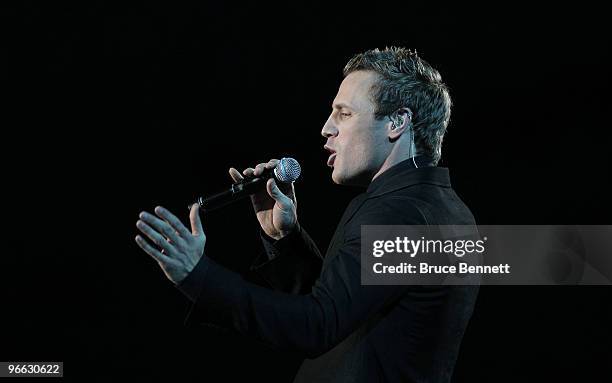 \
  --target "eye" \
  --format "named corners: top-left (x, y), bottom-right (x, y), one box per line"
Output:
top-left (340, 112), bottom-right (351, 119)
